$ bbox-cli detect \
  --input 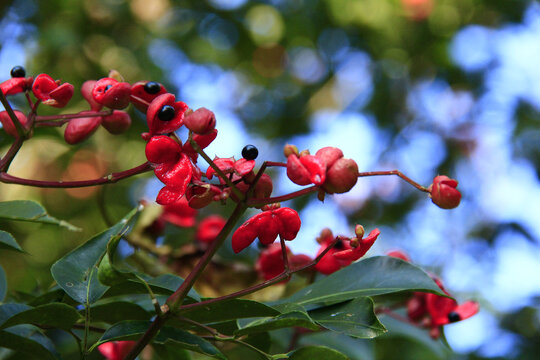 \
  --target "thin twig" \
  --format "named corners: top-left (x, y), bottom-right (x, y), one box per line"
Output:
top-left (0, 162), bottom-right (153, 188)
top-left (357, 170), bottom-right (430, 193)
